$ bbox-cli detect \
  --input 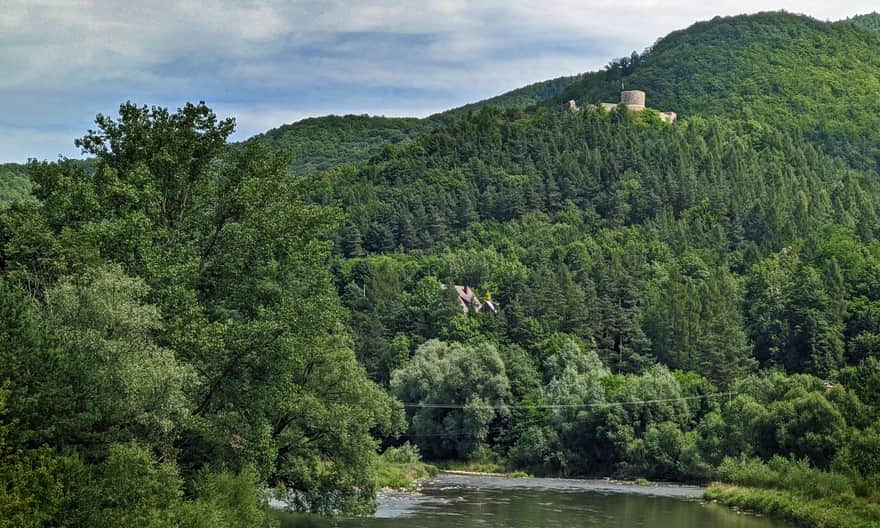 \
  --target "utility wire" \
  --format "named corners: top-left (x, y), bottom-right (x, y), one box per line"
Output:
top-left (402, 391), bottom-right (737, 410)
